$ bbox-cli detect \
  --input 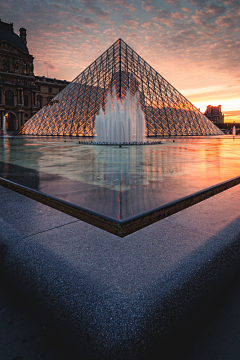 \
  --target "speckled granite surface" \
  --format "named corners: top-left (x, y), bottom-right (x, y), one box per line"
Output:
top-left (1, 184), bottom-right (240, 359)
top-left (0, 273), bottom-right (71, 360)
